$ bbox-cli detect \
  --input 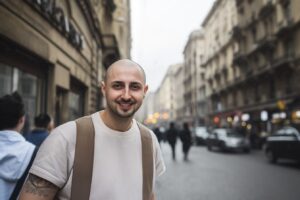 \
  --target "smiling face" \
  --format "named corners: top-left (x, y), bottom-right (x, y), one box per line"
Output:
top-left (101, 60), bottom-right (148, 119)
